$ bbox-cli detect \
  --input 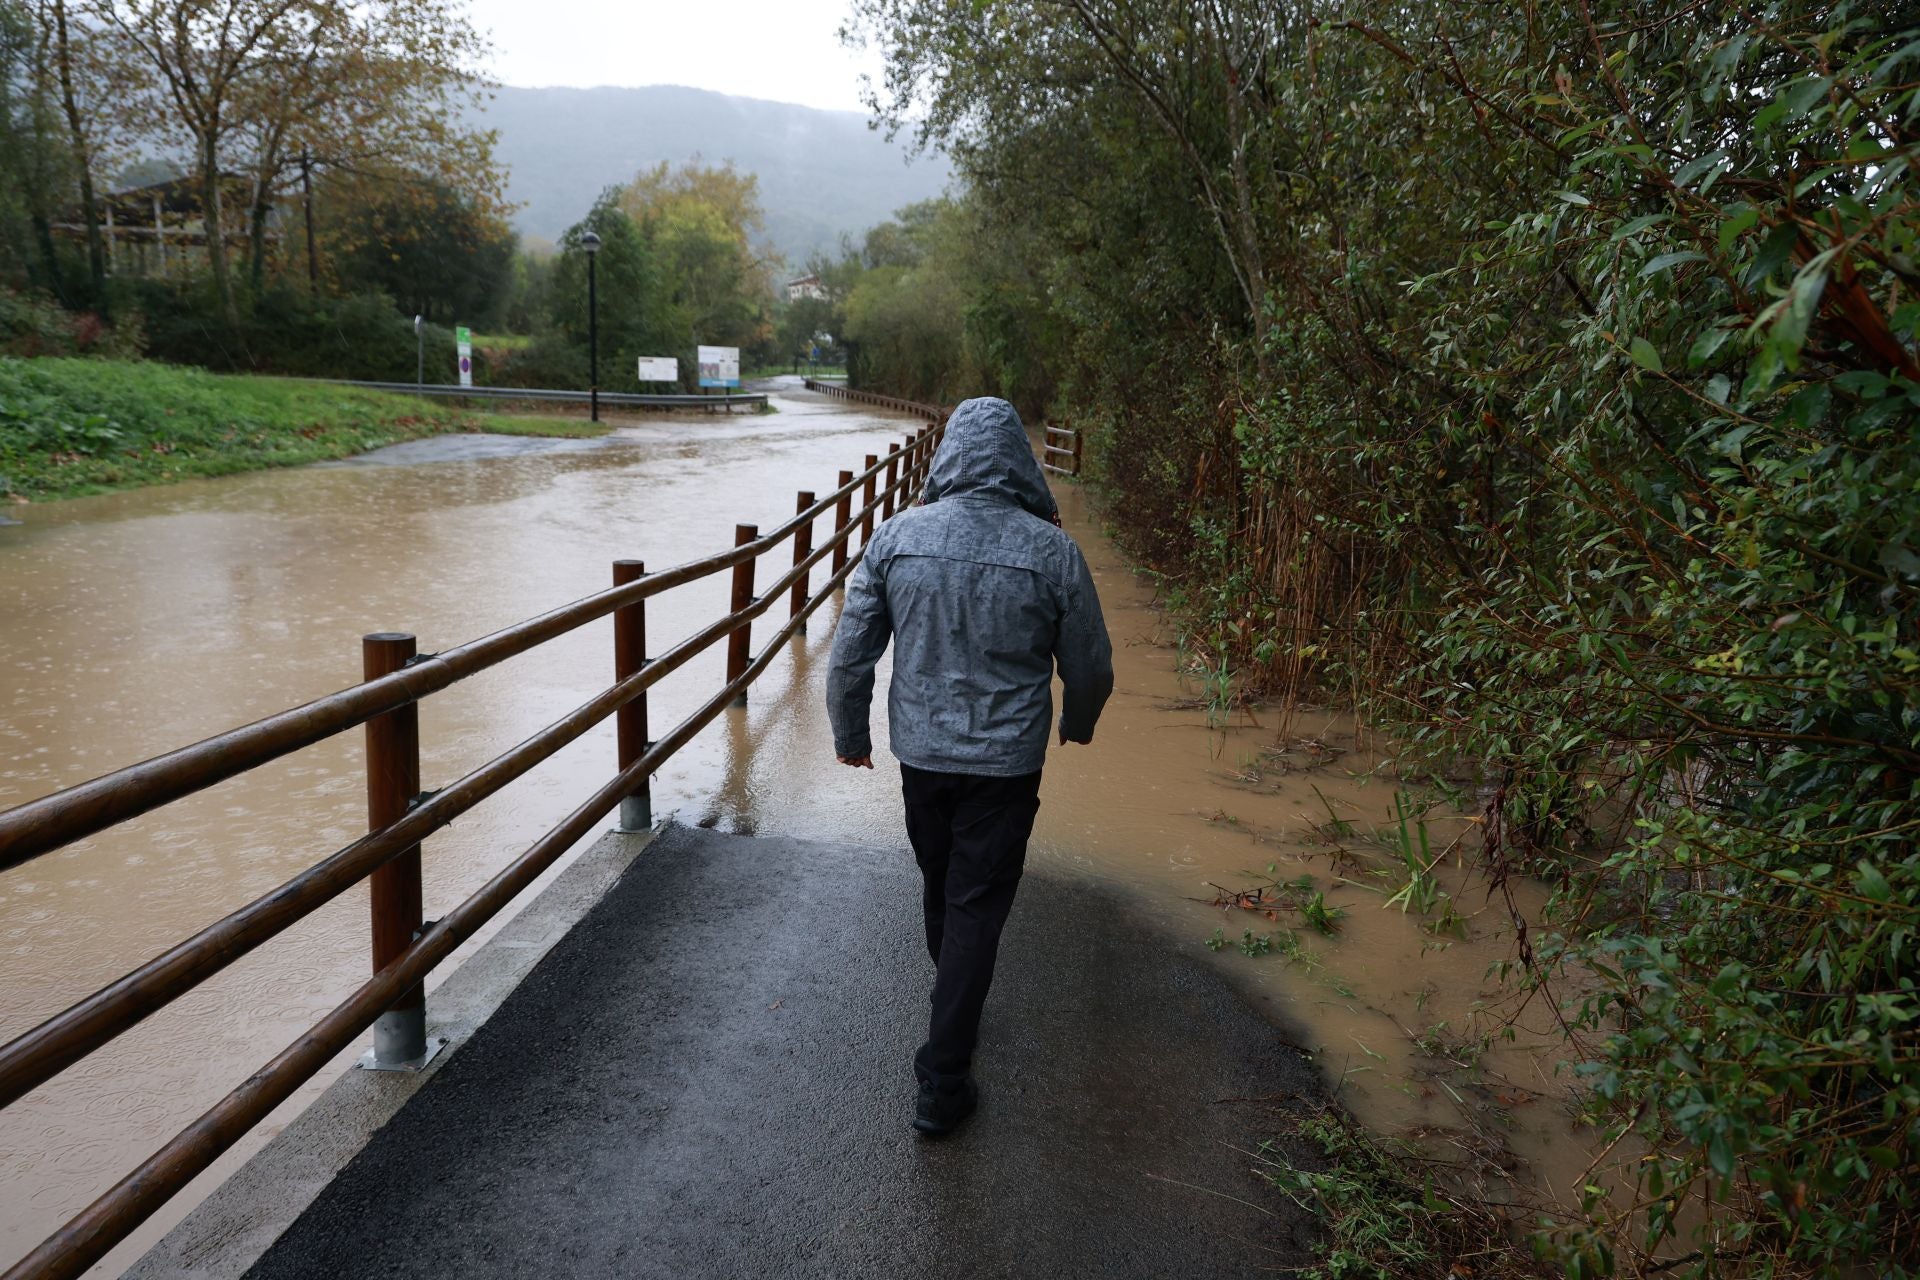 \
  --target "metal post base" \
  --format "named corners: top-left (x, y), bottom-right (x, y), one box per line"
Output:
top-left (618, 792), bottom-right (652, 833)
top-left (358, 1008), bottom-right (445, 1073)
